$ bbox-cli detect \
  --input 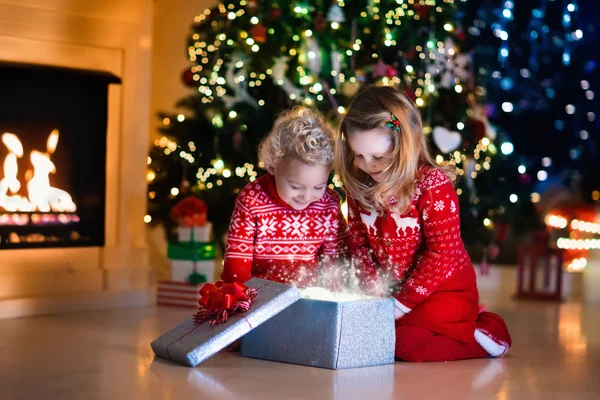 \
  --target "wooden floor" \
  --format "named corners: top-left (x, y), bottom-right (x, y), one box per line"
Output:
top-left (1, 282), bottom-right (599, 399)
